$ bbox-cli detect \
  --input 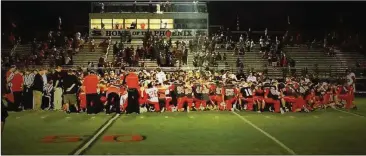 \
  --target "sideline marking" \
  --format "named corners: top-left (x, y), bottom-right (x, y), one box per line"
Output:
top-left (232, 112), bottom-right (296, 155)
top-left (72, 114), bottom-right (120, 155)
top-left (332, 108), bottom-right (365, 118)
